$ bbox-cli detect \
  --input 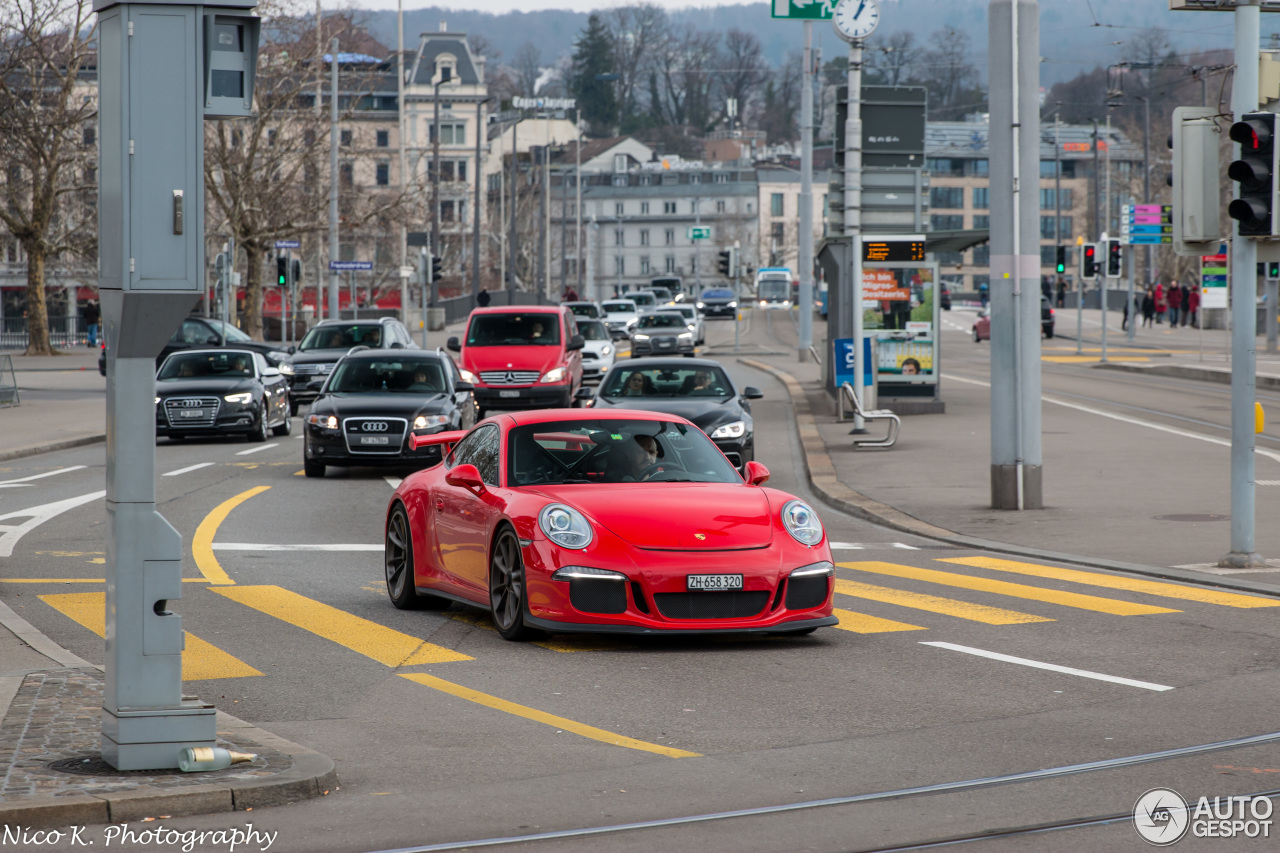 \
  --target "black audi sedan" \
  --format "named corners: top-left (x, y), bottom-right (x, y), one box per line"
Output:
top-left (155, 349), bottom-right (292, 442)
top-left (584, 358), bottom-right (762, 470)
top-left (286, 317), bottom-right (418, 414)
top-left (629, 312), bottom-right (695, 358)
top-left (302, 349), bottom-right (477, 478)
